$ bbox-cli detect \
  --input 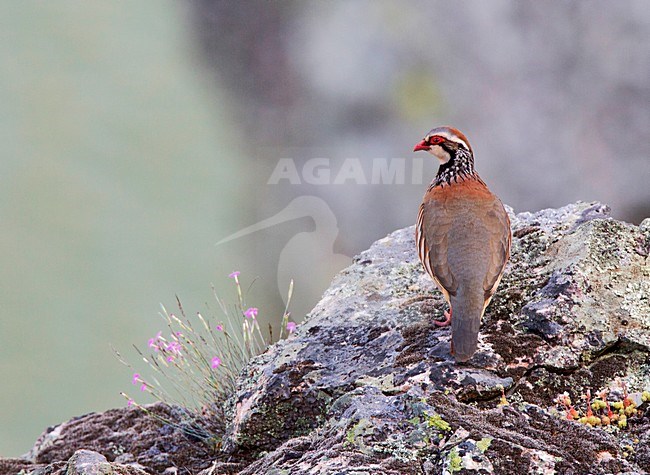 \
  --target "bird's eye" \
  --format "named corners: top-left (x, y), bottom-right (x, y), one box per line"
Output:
top-left (429, 136), bottom-right (445, 145)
